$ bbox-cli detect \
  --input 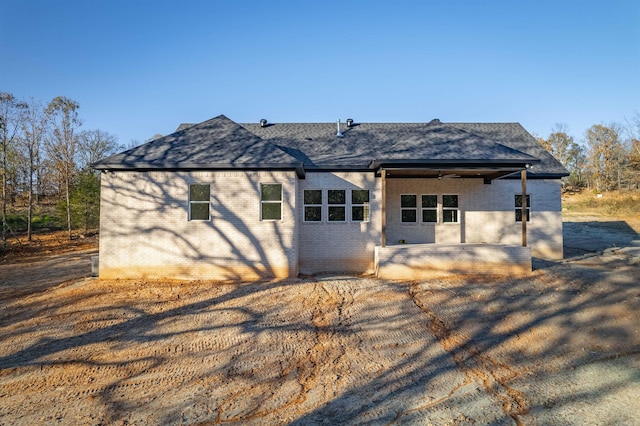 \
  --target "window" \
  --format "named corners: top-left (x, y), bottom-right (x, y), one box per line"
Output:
top-left (401, 194), bottom-right (417, 223)
top-left (328, 189), bottom-right (346, 221)
top-left (421, 194), bottom-right (437, 223)
top-left (442, 194), bottom-right (459, 223)
top-left (189, 184), bottom-right (210, 221)
top-left (261, 184), bottom-right (282, 220)
top-left (351, 190), bottom-right (370, 222)
top-left (515, 194), bottom-right (531, 222)
top-left (304, 189), bottom-right (322, 222)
